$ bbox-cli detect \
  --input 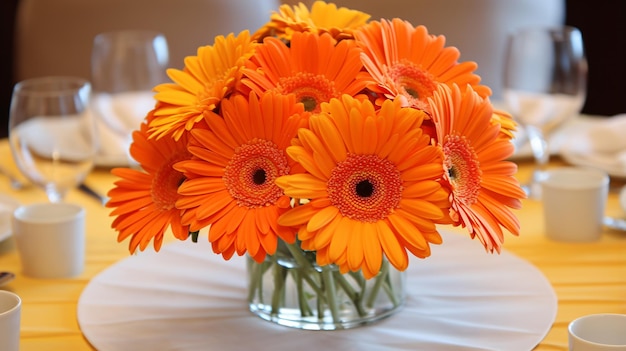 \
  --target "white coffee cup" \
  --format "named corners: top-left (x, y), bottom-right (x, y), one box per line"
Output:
top-left (541, 167), bottom-right (609, 241)
top-left (0, 290), bottom-right (21, 351)
top-left (12, 202), bottom-right (86, 278)
top-left (569, 313), bottom-right (626, 350)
